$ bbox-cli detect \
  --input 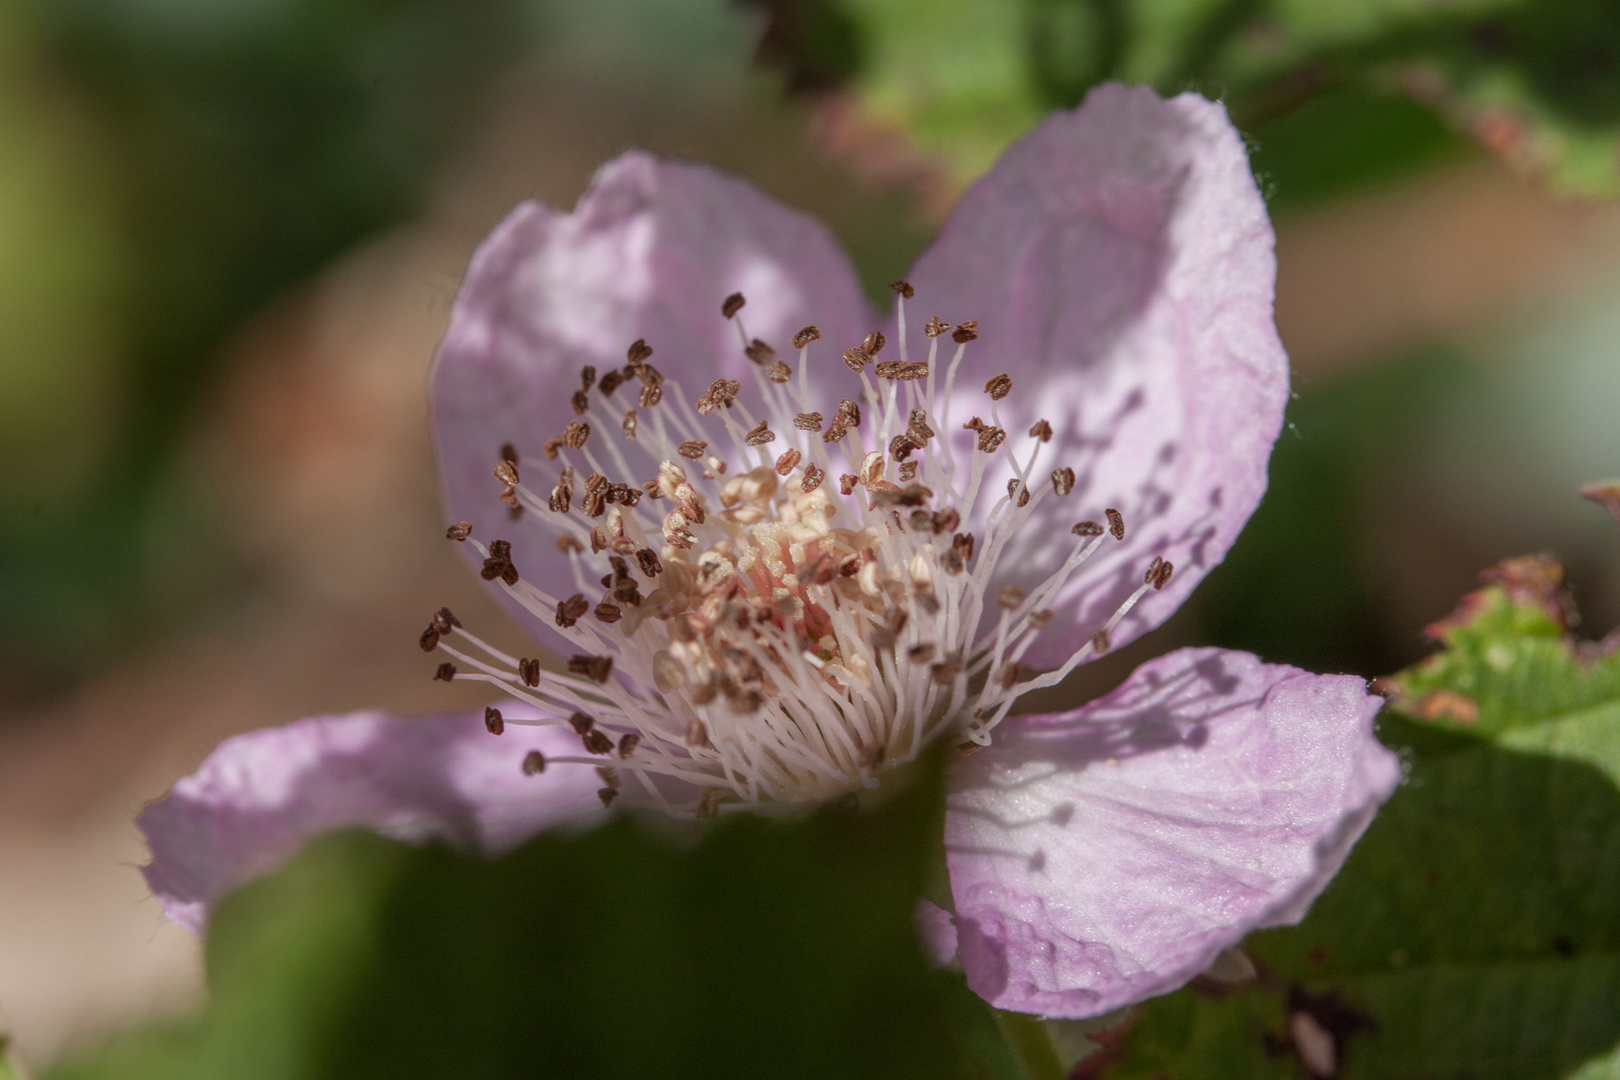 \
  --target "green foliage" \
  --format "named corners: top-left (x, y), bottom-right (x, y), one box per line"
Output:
top-left (1103, 560), bottom-right (1620, 1079)
top-left (49, 759), bottom-right (1020, 1080)
top-left (751, 0), bottom-right (1620, 202)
